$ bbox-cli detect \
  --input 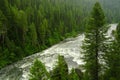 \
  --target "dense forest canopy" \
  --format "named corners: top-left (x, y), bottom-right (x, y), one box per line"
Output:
top-left (0, 0), bottom-right (120, 69)
top-left (0, 0), bottom-right (83, 69)
top-left (81, 0), bottom-right (120, 23)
